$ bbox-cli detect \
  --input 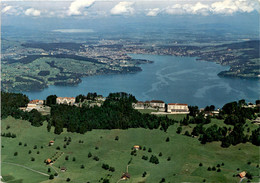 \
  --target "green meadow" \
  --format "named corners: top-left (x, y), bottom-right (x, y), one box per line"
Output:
top-left (1, 116), bottom-right (259, 183)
